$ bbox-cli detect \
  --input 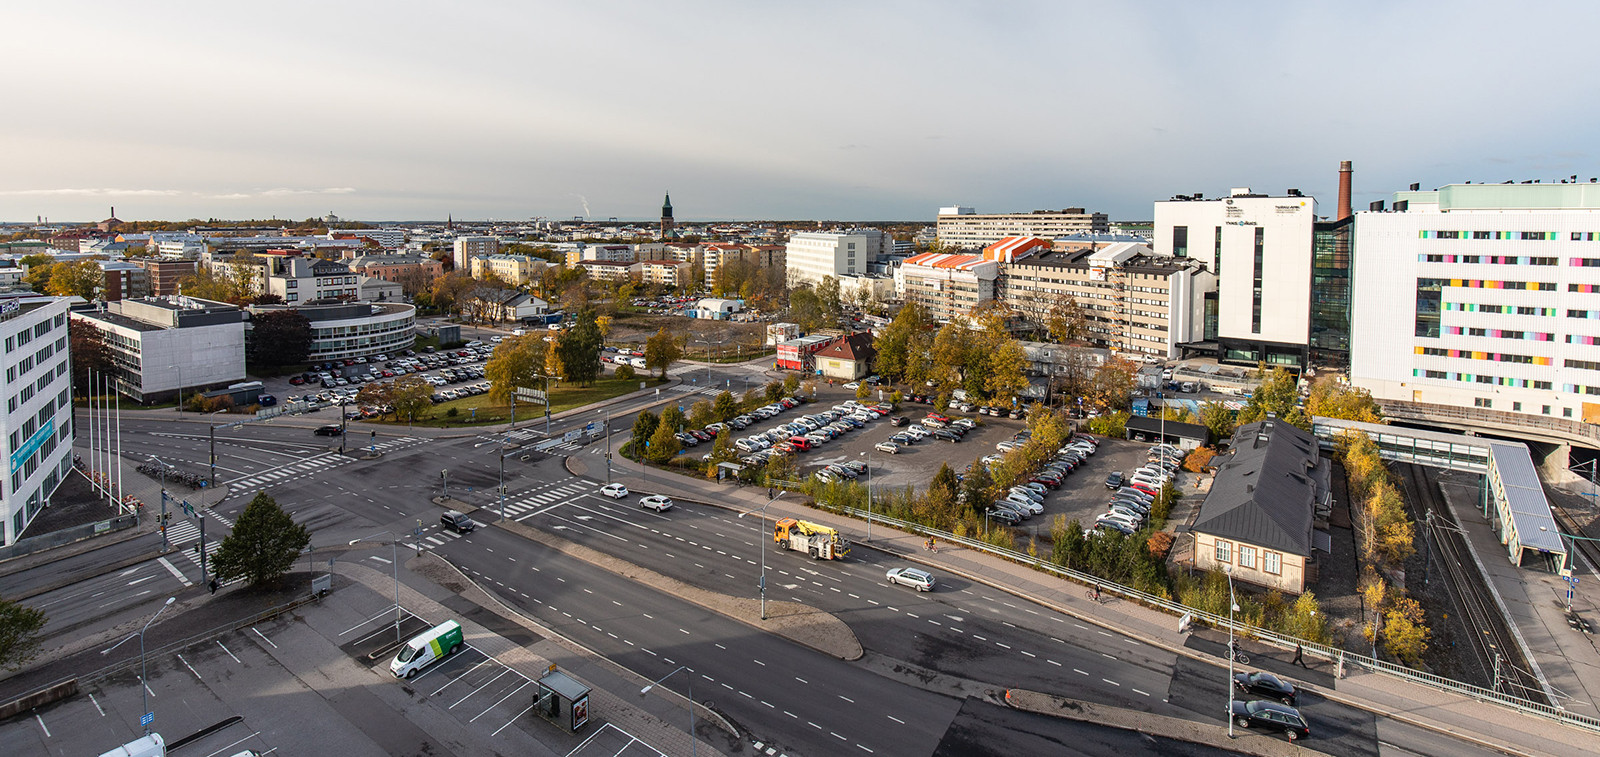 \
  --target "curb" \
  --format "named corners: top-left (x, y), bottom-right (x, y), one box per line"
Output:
top-left (1001, 688), bottom-right (1335, 757)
